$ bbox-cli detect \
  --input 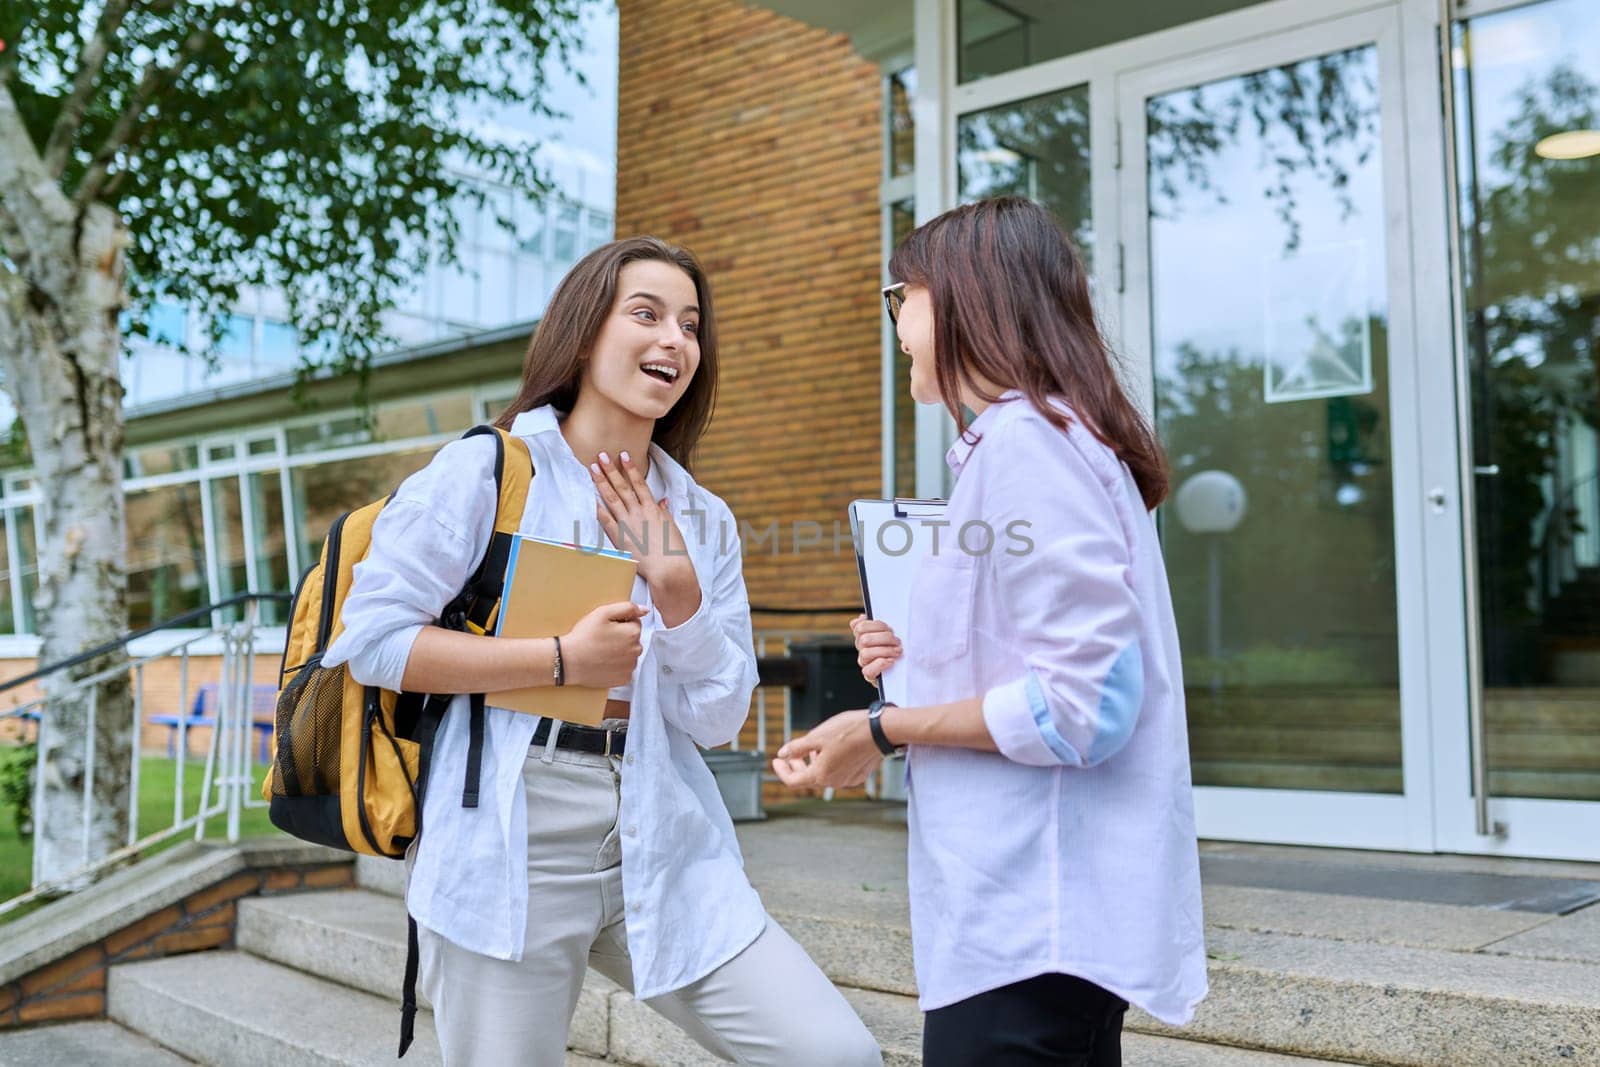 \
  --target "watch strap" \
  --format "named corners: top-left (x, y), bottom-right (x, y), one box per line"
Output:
top-left (867, 699), bottom-right (903, 756)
